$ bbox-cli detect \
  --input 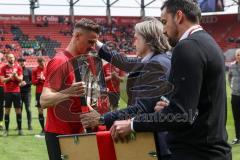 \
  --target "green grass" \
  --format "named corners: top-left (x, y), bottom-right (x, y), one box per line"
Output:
top-left (0, 86), bottom-right (48, 160)
top-left (0, 81), bottom-right (239, 160)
